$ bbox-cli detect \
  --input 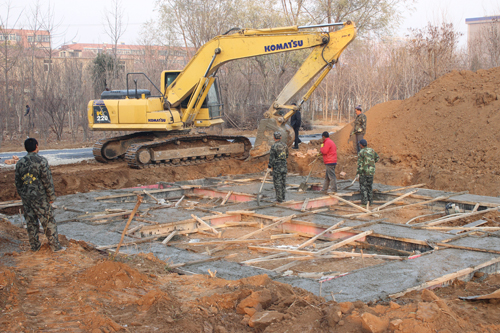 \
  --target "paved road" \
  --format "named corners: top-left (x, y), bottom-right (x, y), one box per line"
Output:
top-left (0, 133), bottom-right (324, 167)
